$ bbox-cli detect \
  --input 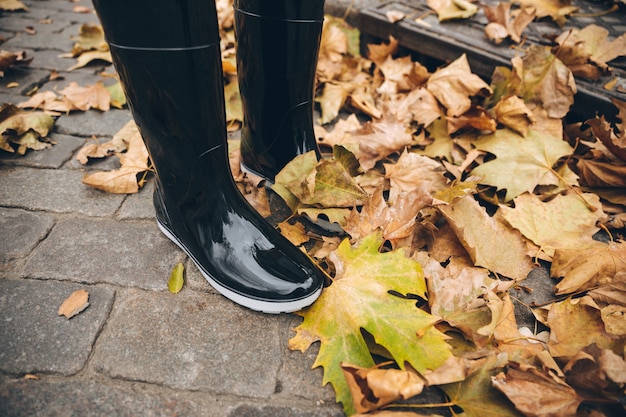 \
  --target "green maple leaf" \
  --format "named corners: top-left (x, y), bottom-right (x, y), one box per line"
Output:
top-left (289, 232), bottom-right (451, 415)
top-left (470, 128), bottom-right (574, 201)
